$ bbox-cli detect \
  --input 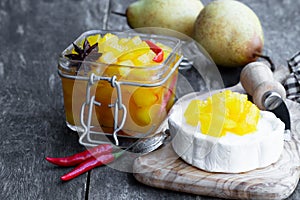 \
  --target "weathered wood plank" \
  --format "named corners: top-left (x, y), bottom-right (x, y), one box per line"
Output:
top-left (0, 0), bottom-right (109, 199)
top-left (0, 0), bottom-right (300, 199)
top-left (88, 0), bottom-right (300, 199)
top-left (0, 84), bottom-right (88, 200)
top-left (88, 167), bottom-right (203, 200)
